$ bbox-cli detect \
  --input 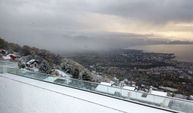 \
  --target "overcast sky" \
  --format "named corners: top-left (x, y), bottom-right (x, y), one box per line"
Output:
top-left (0, 0), bottom-right (193, 53)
